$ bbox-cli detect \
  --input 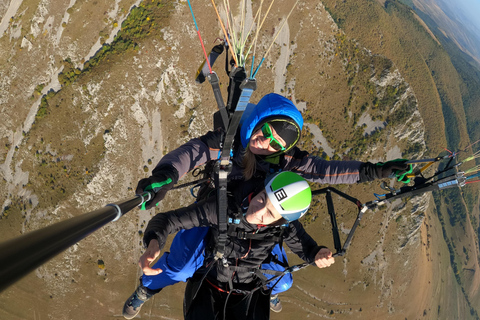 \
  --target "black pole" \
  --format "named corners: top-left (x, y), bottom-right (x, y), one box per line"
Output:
top-left (0, 193), bottom-right (151, 292)
top-left (341, 206), bottom-right (368, 253)
top-left (312, 187), bottom-right (363, 257)
top-left (325, 190), bottom-right (343, 256)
